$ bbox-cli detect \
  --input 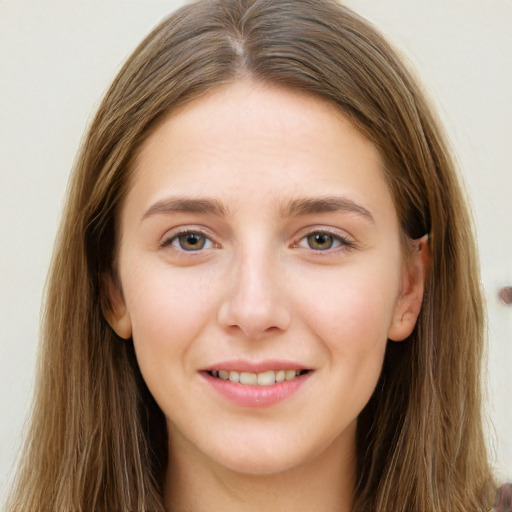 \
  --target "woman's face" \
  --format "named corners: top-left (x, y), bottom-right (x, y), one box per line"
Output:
top-left (108, 81), bottom-right (426, 476)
